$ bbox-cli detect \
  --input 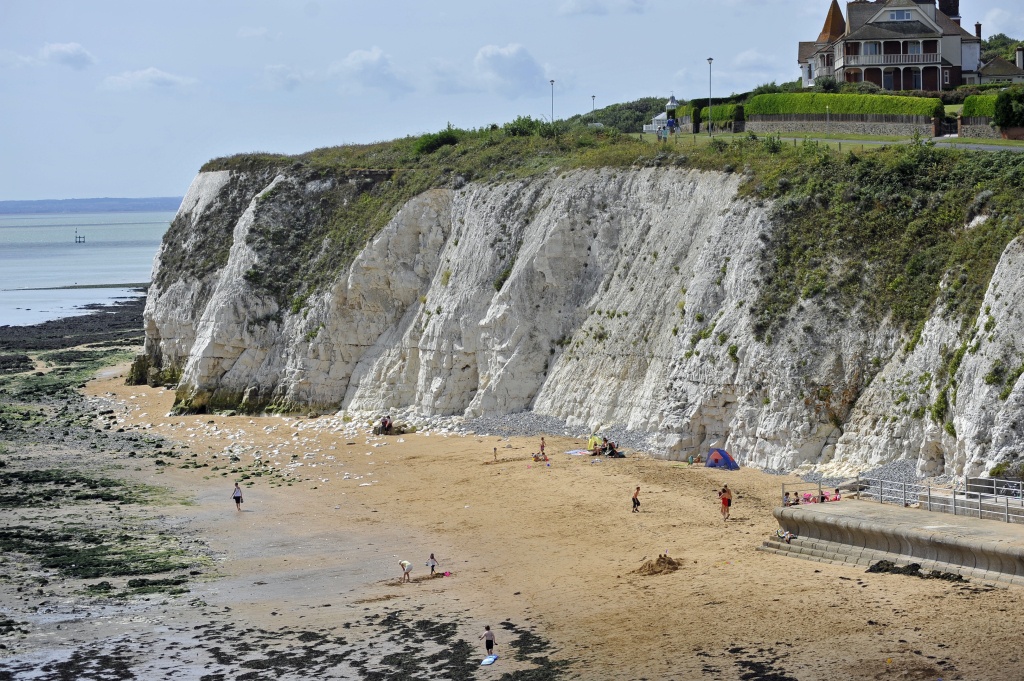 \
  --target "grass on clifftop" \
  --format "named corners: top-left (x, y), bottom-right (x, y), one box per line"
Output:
top-left (198, 124), bottom-right (1024, 352)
